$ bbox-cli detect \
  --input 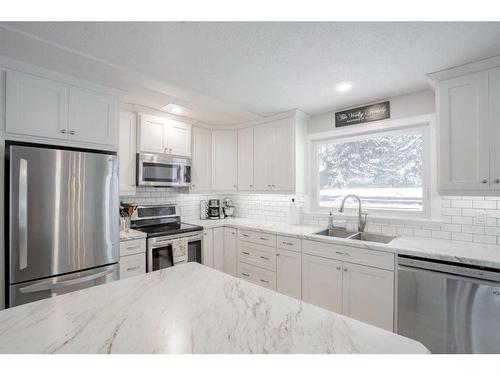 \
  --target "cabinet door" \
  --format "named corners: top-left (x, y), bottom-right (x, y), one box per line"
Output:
top-left (6, 71), bottom-right (69, 139)
top-left (213, 227), bottom-right (225, 272)
top-left (68, 87), bottom-right (118, 147)
top-left (119, 253), bottom-right (146, 280)
top-left (438, 72), bottom-right (490, 191)
top-left (302, 254), bottom-right (342, 313)
top-left (118, 112), bottom-right (137, 195)
top-left (165, 119), bottom-right (191, 156)
top-left (253, 123), bottom-right (274, 190)
top-left (238, 127), bottom-right (254, 190)
top-left (276, 248), bottom-right (301, 299)
top-left (202, 229), bottom-right (214, 268)
top-left (138, 114), bottom-right (166, 153)
top-left (191, 127), bottom-right (212, 191)
top-left (272, 118), bottom-right (295, 191)
top-left (489, 68), bottom-right (500, 190)
top-left (223, 228), bottom-right (238, 276)
top-left (342, 262), bottom-right (394, 331)
top-left (212, 130), bottom-right (238, 191)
